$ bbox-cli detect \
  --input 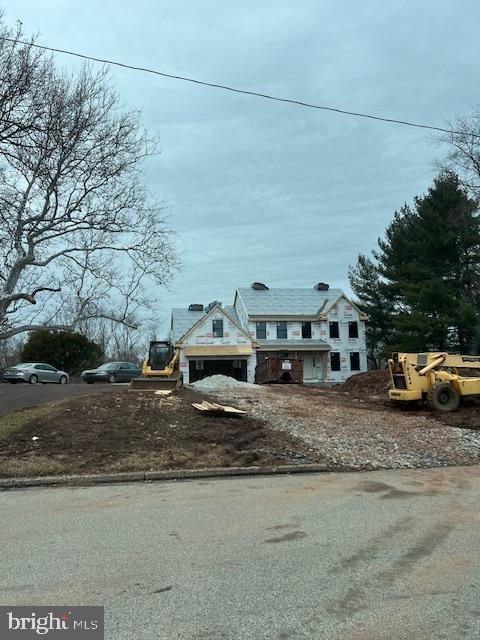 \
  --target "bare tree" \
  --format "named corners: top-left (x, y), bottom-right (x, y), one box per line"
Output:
top-left (438, 110), bottom-right (480, 197)
top-left (0, 23), bottom-right (178, 341)
top-left (77, 315), bottom-right (146, 363)
top-left (0, 334), bottom-right (23, 370)
top-left (109, 324), bottom-right (143, 363)
top-left (0, 20), bottom-right (49, 148)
